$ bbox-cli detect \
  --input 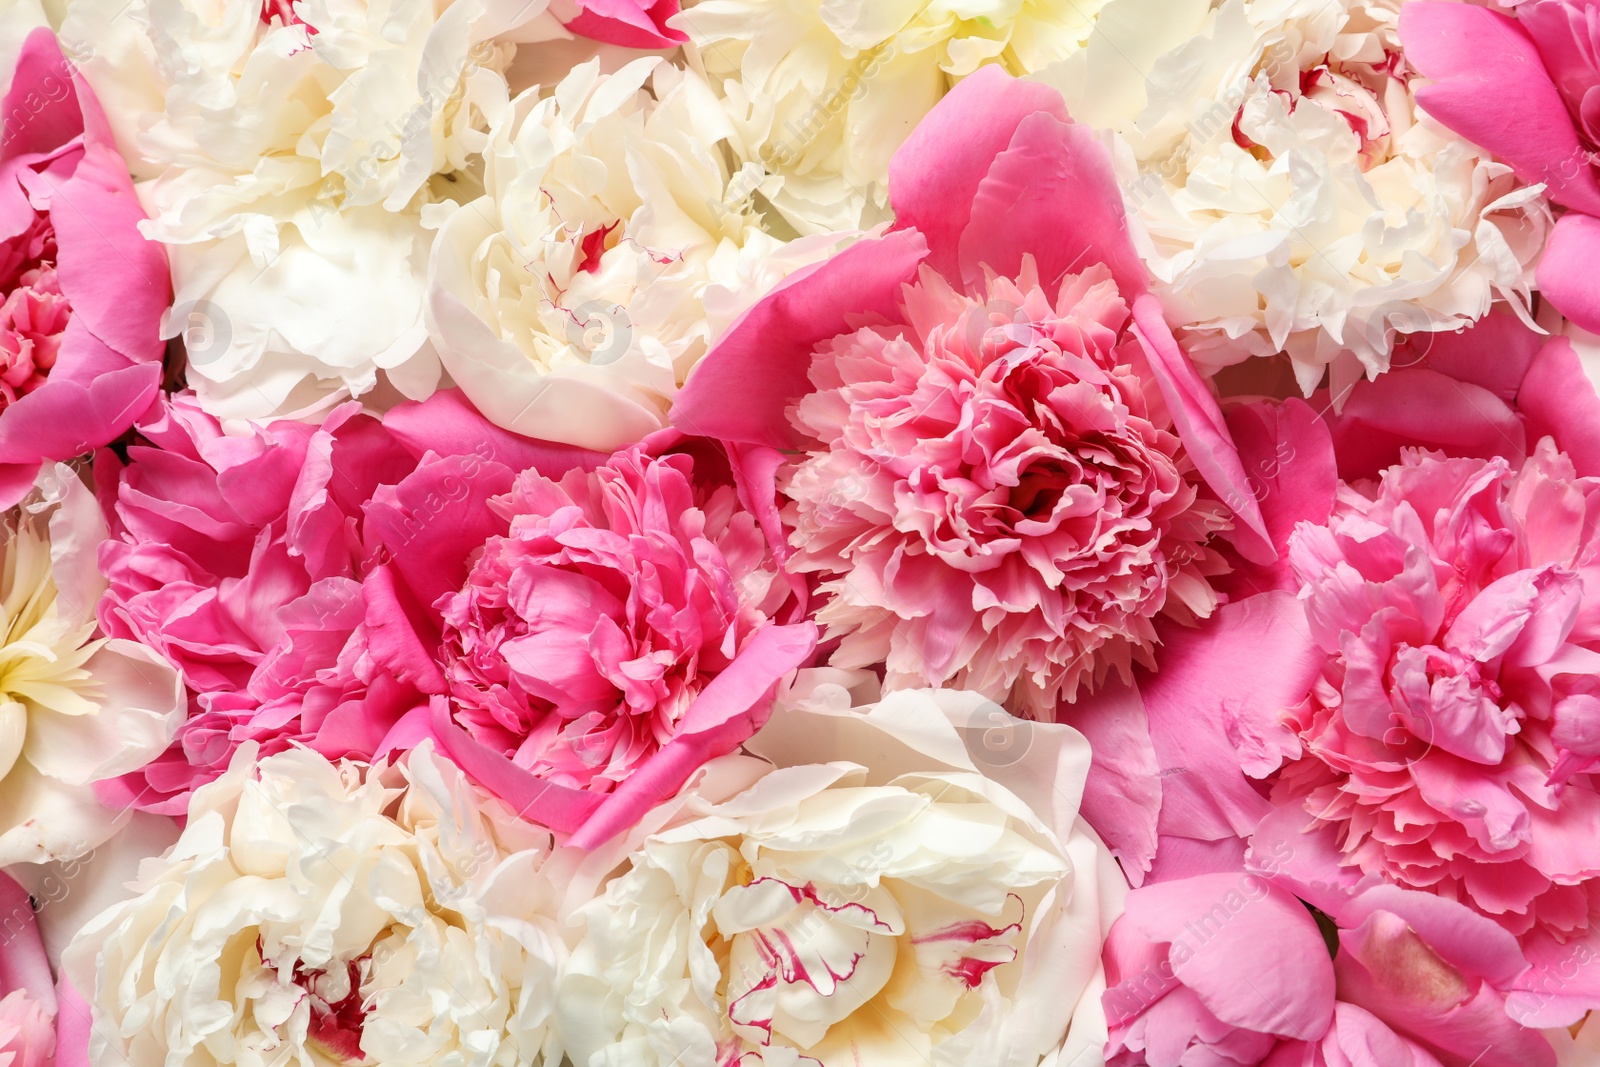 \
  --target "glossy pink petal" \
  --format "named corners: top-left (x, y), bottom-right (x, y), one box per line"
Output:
top-left (1401, 1), bottom-right (1600, 215)
top-left (1320, 368), bottom-right (1525, 482)
top-left (958, 108), bottom-right (1146, 299)
top-left (564, 0), bottom-right (685, 48)
top-left (1538, 212), bottom-right (1600, 335)
top-left (670, 230), bottom-right (928, 448)
top-left (1122, 874), bottom-right (1336, 1038)
top-left (1519, 336), bottom-right (1600, 478)
top-left (888, 64), bottom-right (1067, 282)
